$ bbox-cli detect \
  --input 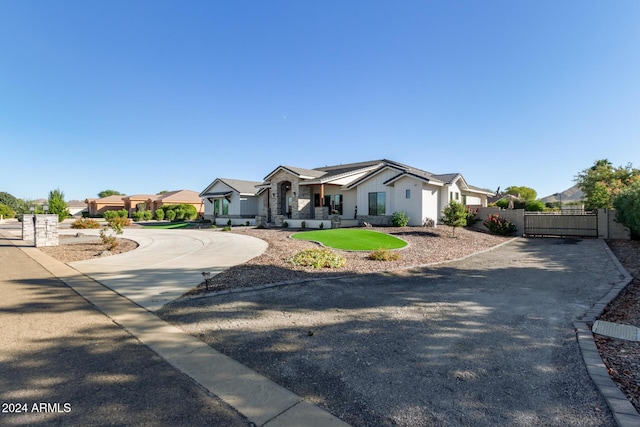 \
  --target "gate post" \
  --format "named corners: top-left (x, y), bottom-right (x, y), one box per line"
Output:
top-left (597, 209), bottom-right (607, 239)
